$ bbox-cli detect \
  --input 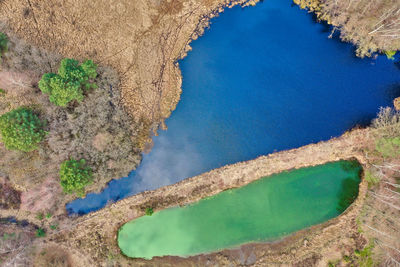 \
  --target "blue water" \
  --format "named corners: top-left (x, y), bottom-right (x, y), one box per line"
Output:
top-left (67, 0), bottom-right (400, 215)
